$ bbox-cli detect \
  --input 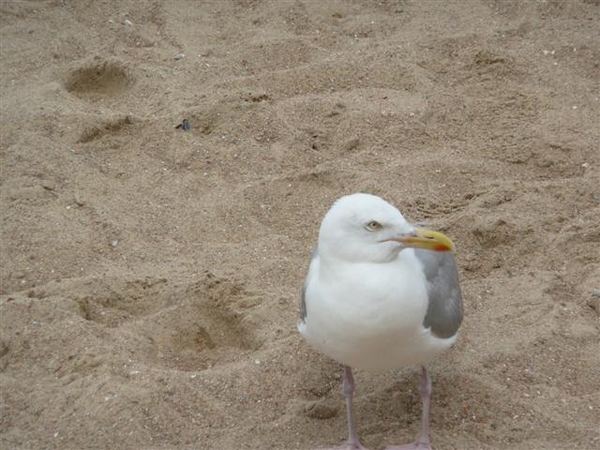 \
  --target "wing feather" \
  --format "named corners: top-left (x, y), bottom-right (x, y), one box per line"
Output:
top-left (414, 249), bottom-right (463, 339)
